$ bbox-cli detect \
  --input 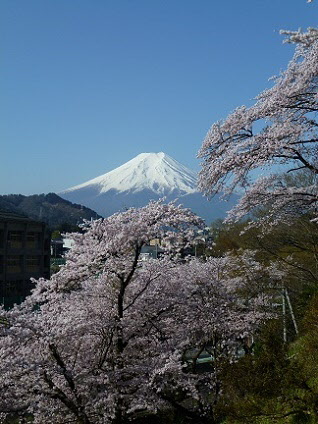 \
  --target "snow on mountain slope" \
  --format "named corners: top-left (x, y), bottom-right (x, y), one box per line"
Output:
top-left (62, 152), bottom-right (197, 195)
top-left (59, 152), bottom-right (238, 223)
